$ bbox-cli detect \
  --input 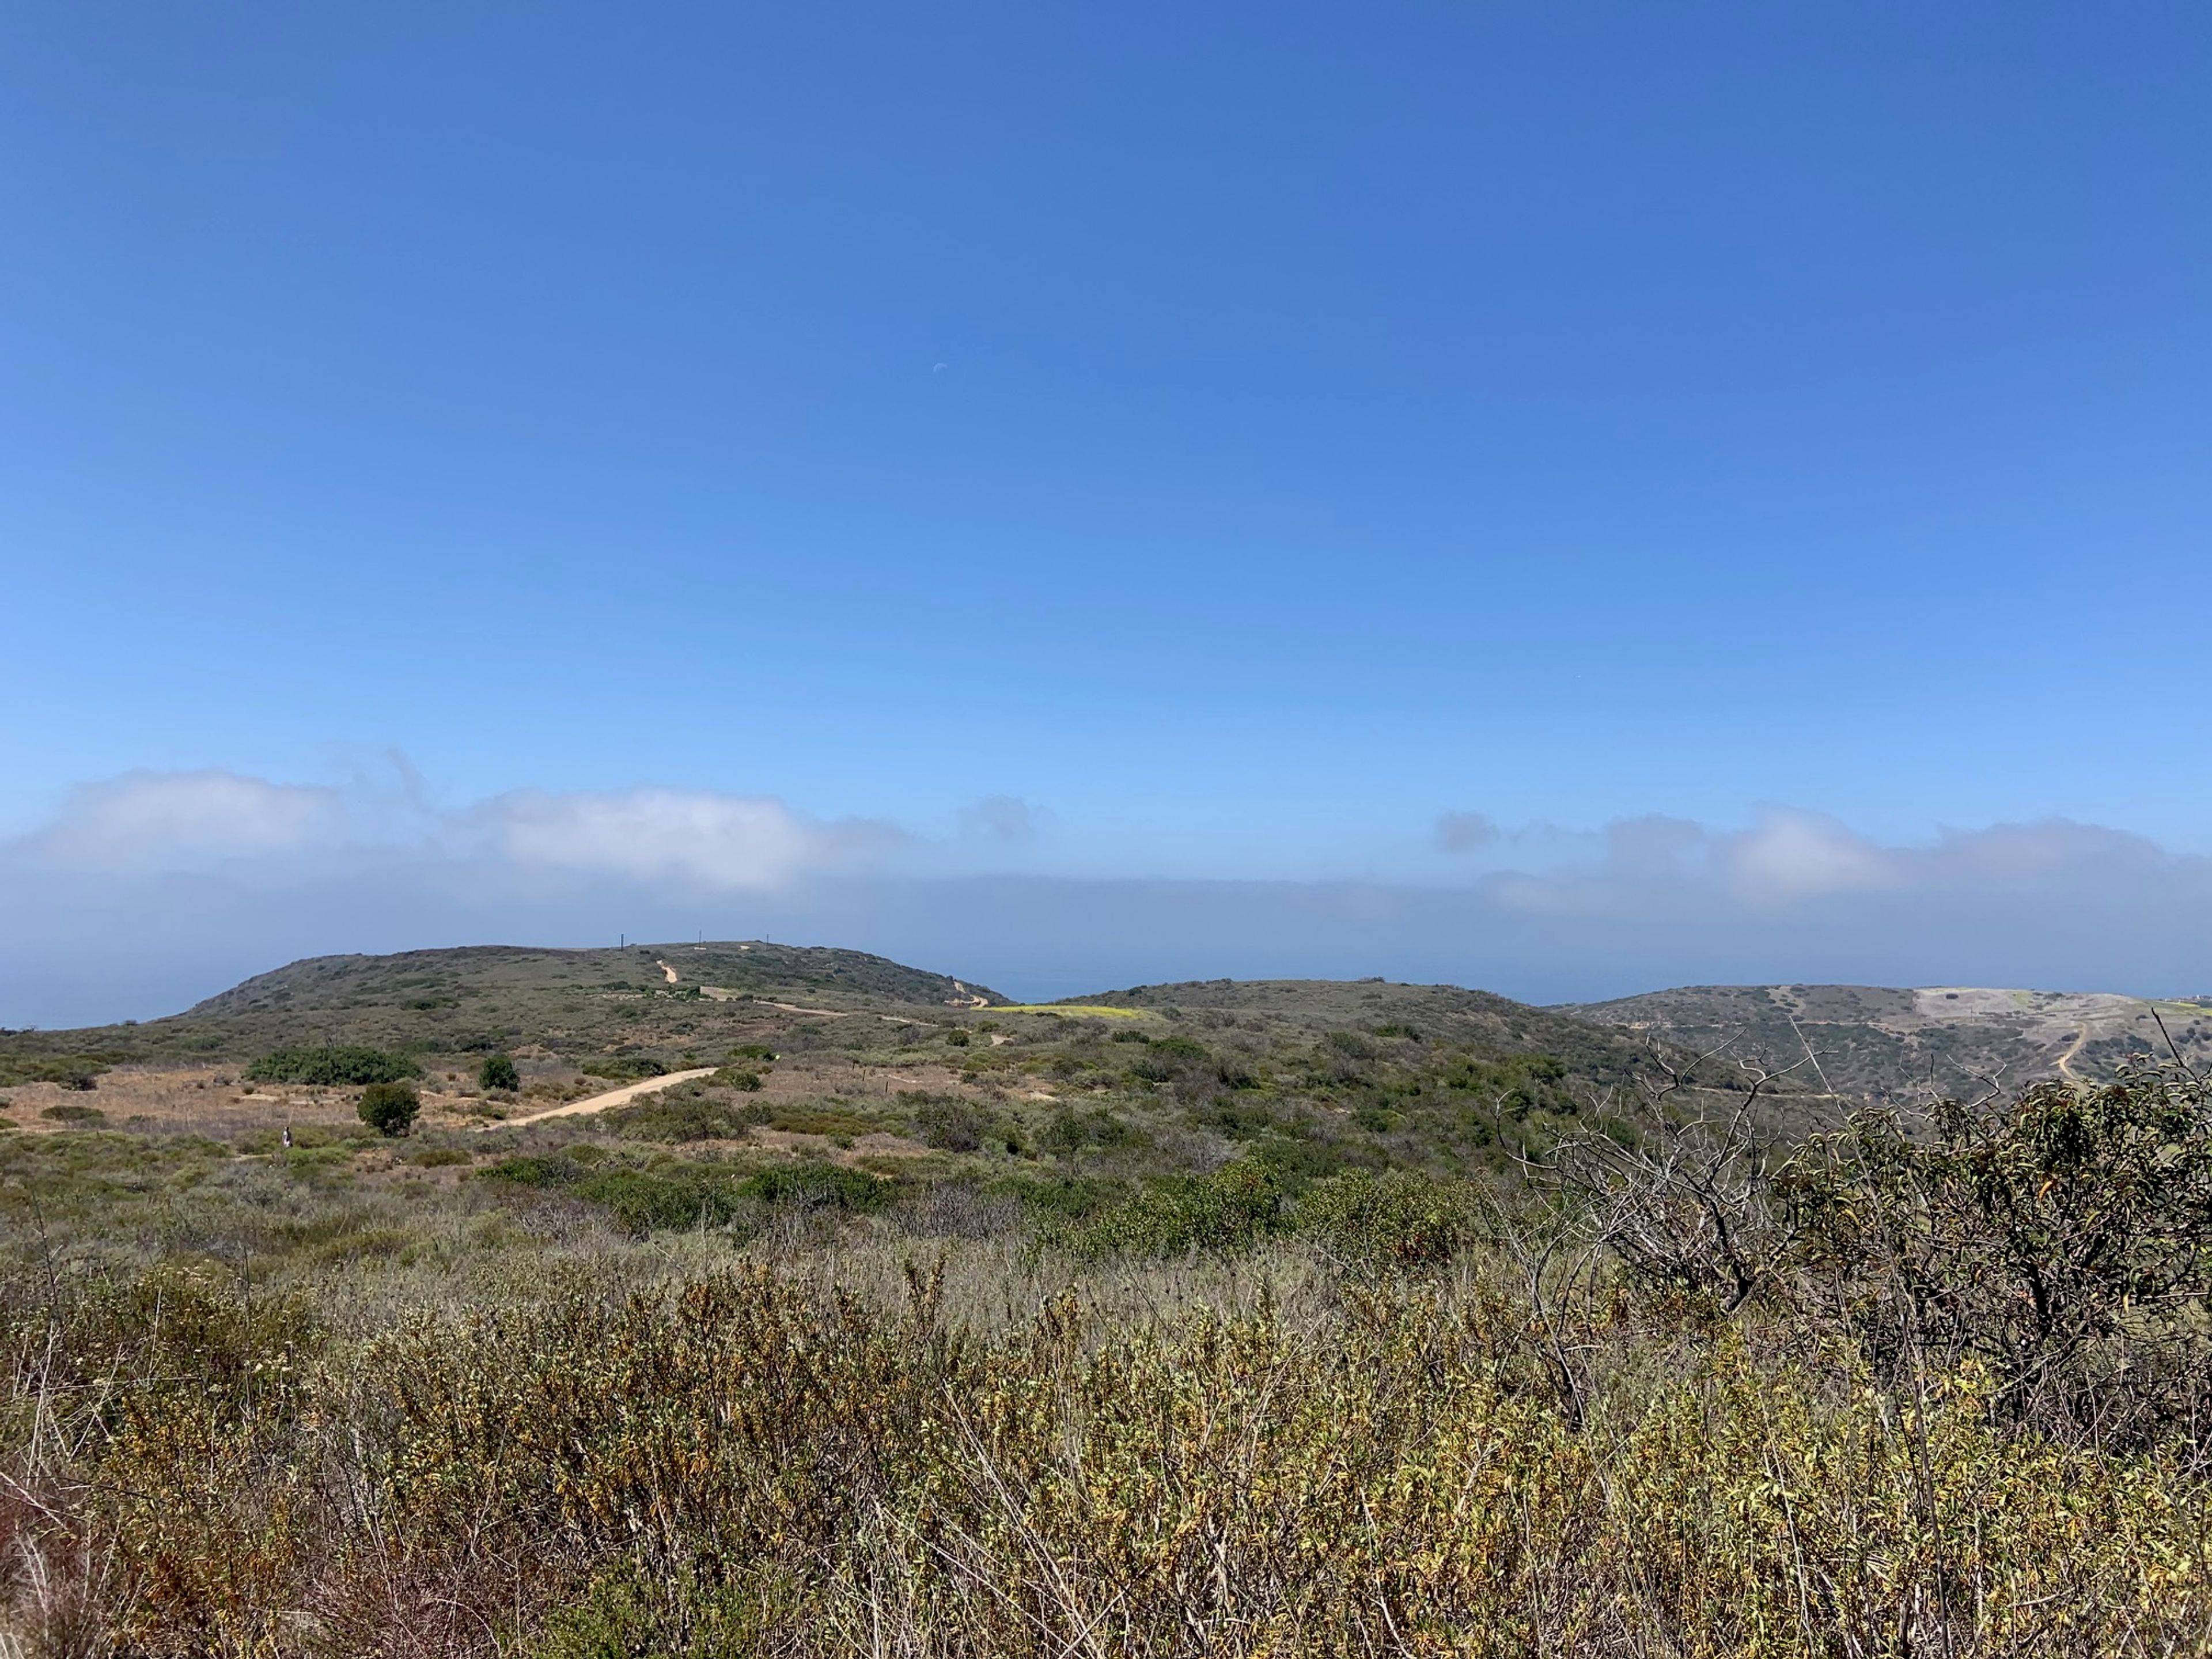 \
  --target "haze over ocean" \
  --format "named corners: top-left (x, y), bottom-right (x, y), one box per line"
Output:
top-left (5, 3), bottom-right (2209, 1022)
